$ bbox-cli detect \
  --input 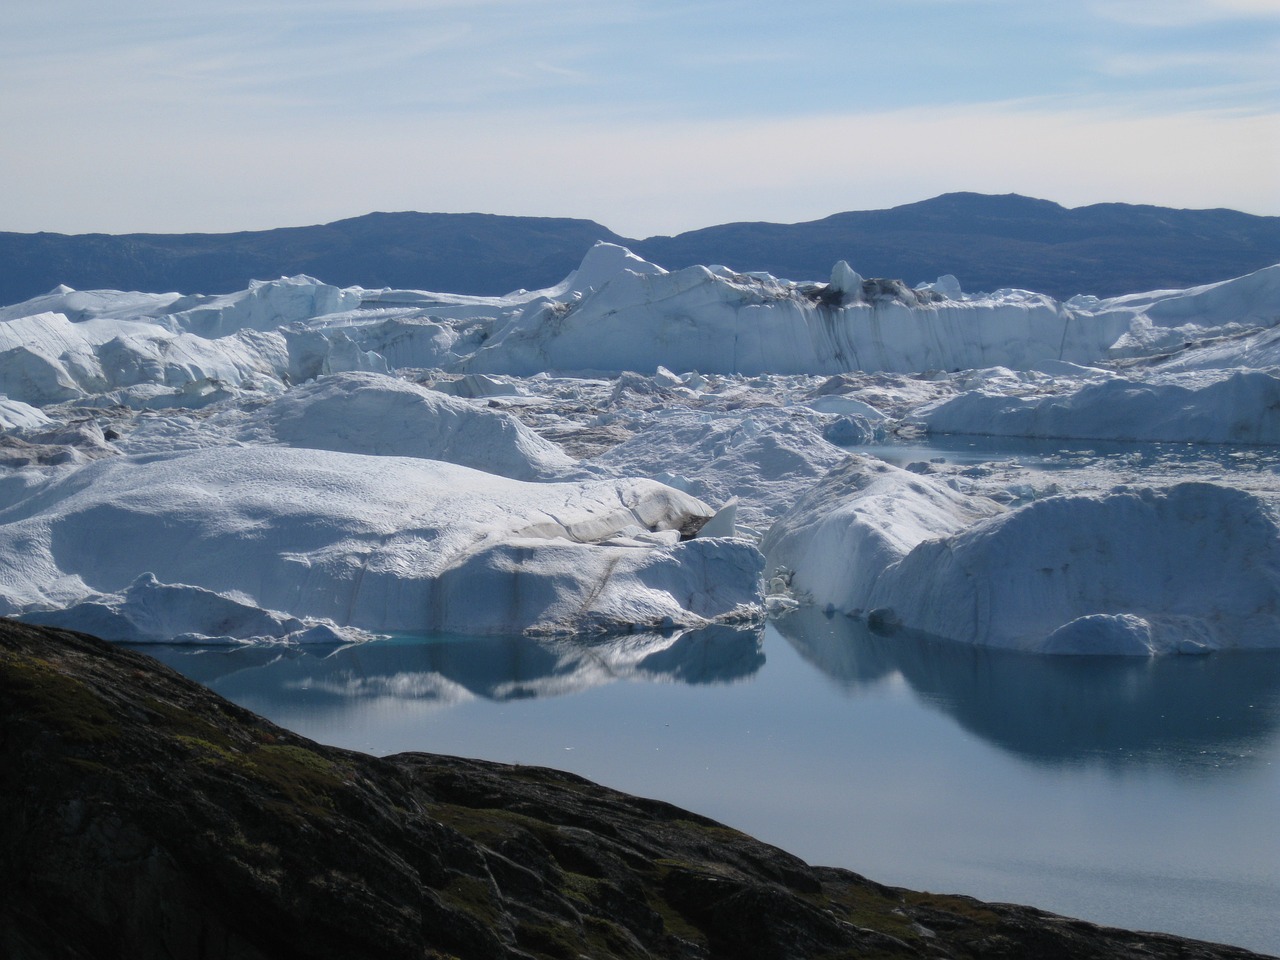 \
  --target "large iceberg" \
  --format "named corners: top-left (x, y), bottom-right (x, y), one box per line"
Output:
top-left (0, 447), bottom-right (763, 639)
top-left (761, 456), bottom-right (1005, 616)
top-left (763, 456), bottom-right (1280, 654)
top-left (459, 245), bottom-right (1280, 377)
